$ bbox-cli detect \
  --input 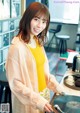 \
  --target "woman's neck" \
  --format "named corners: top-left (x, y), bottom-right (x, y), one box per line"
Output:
top-left (28, 35), bottom-right (37, 48)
